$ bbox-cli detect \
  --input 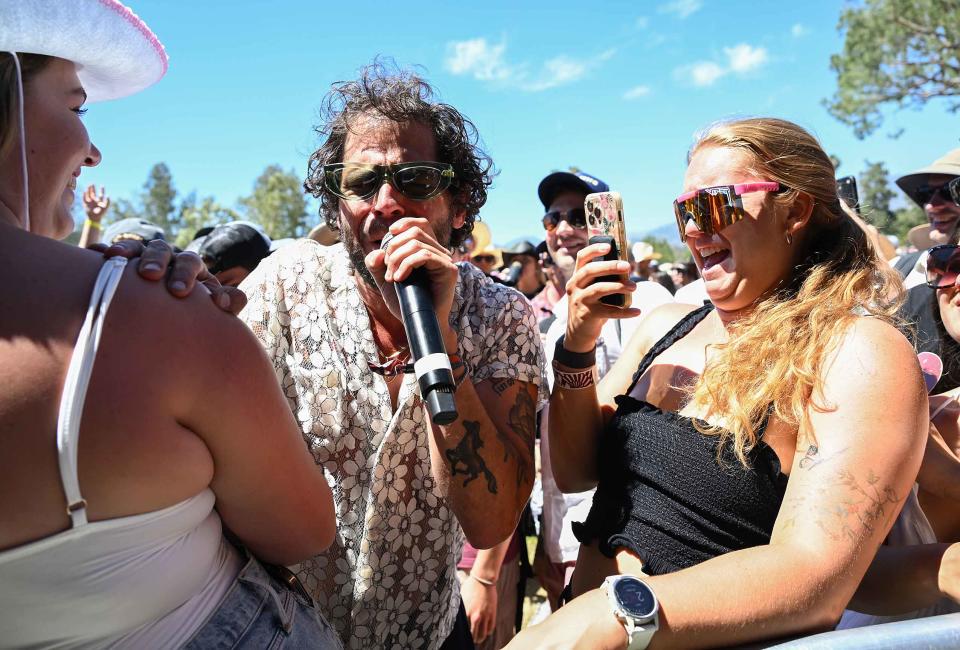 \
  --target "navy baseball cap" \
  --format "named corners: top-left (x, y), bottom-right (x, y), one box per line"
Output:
top-left (537, 170), bottom-right (609, 210)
